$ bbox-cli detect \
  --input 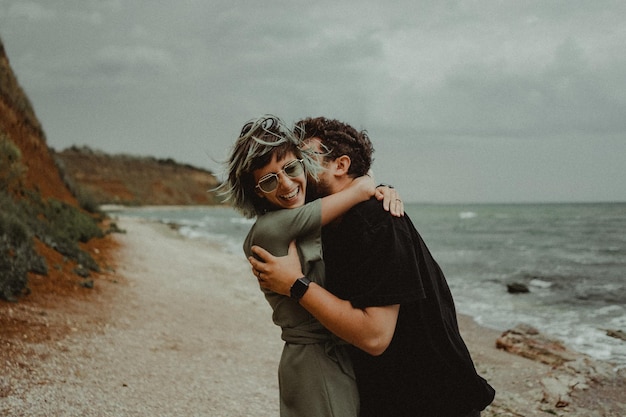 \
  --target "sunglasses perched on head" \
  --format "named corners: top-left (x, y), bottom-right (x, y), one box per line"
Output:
top-left (255, 159), bottom-right (304, 193)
